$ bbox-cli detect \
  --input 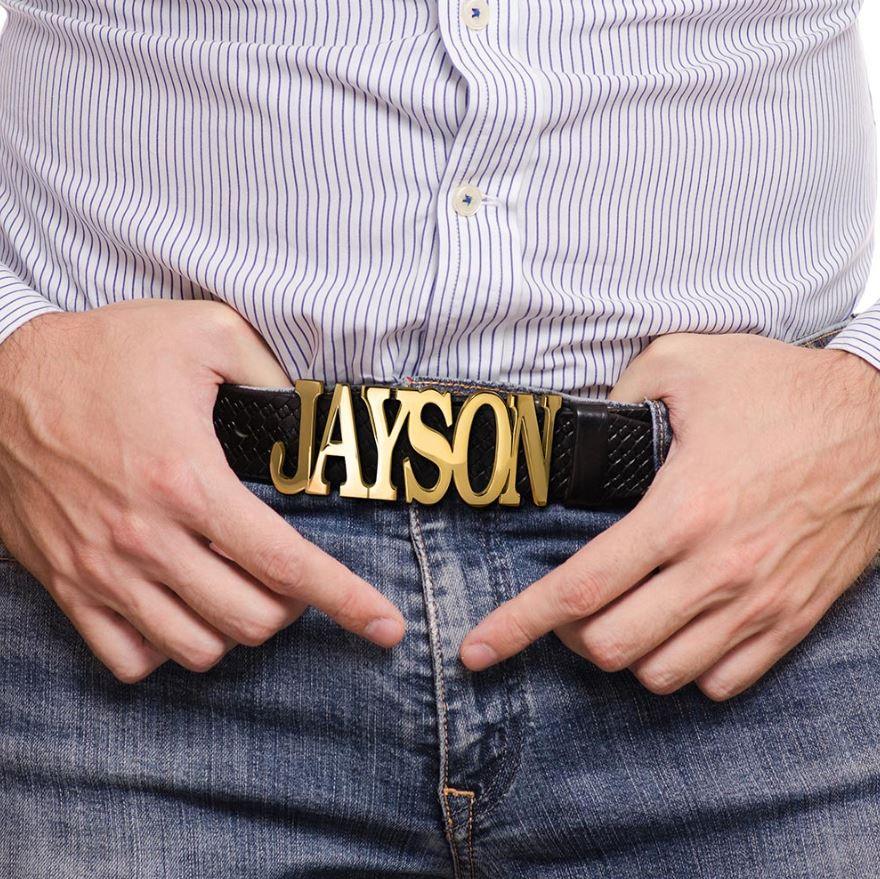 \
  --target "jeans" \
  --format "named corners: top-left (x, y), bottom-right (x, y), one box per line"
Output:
top-left (4, 480), bottom-right (880, 876)
top-left (3, 326), bottom-right (880, 877)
